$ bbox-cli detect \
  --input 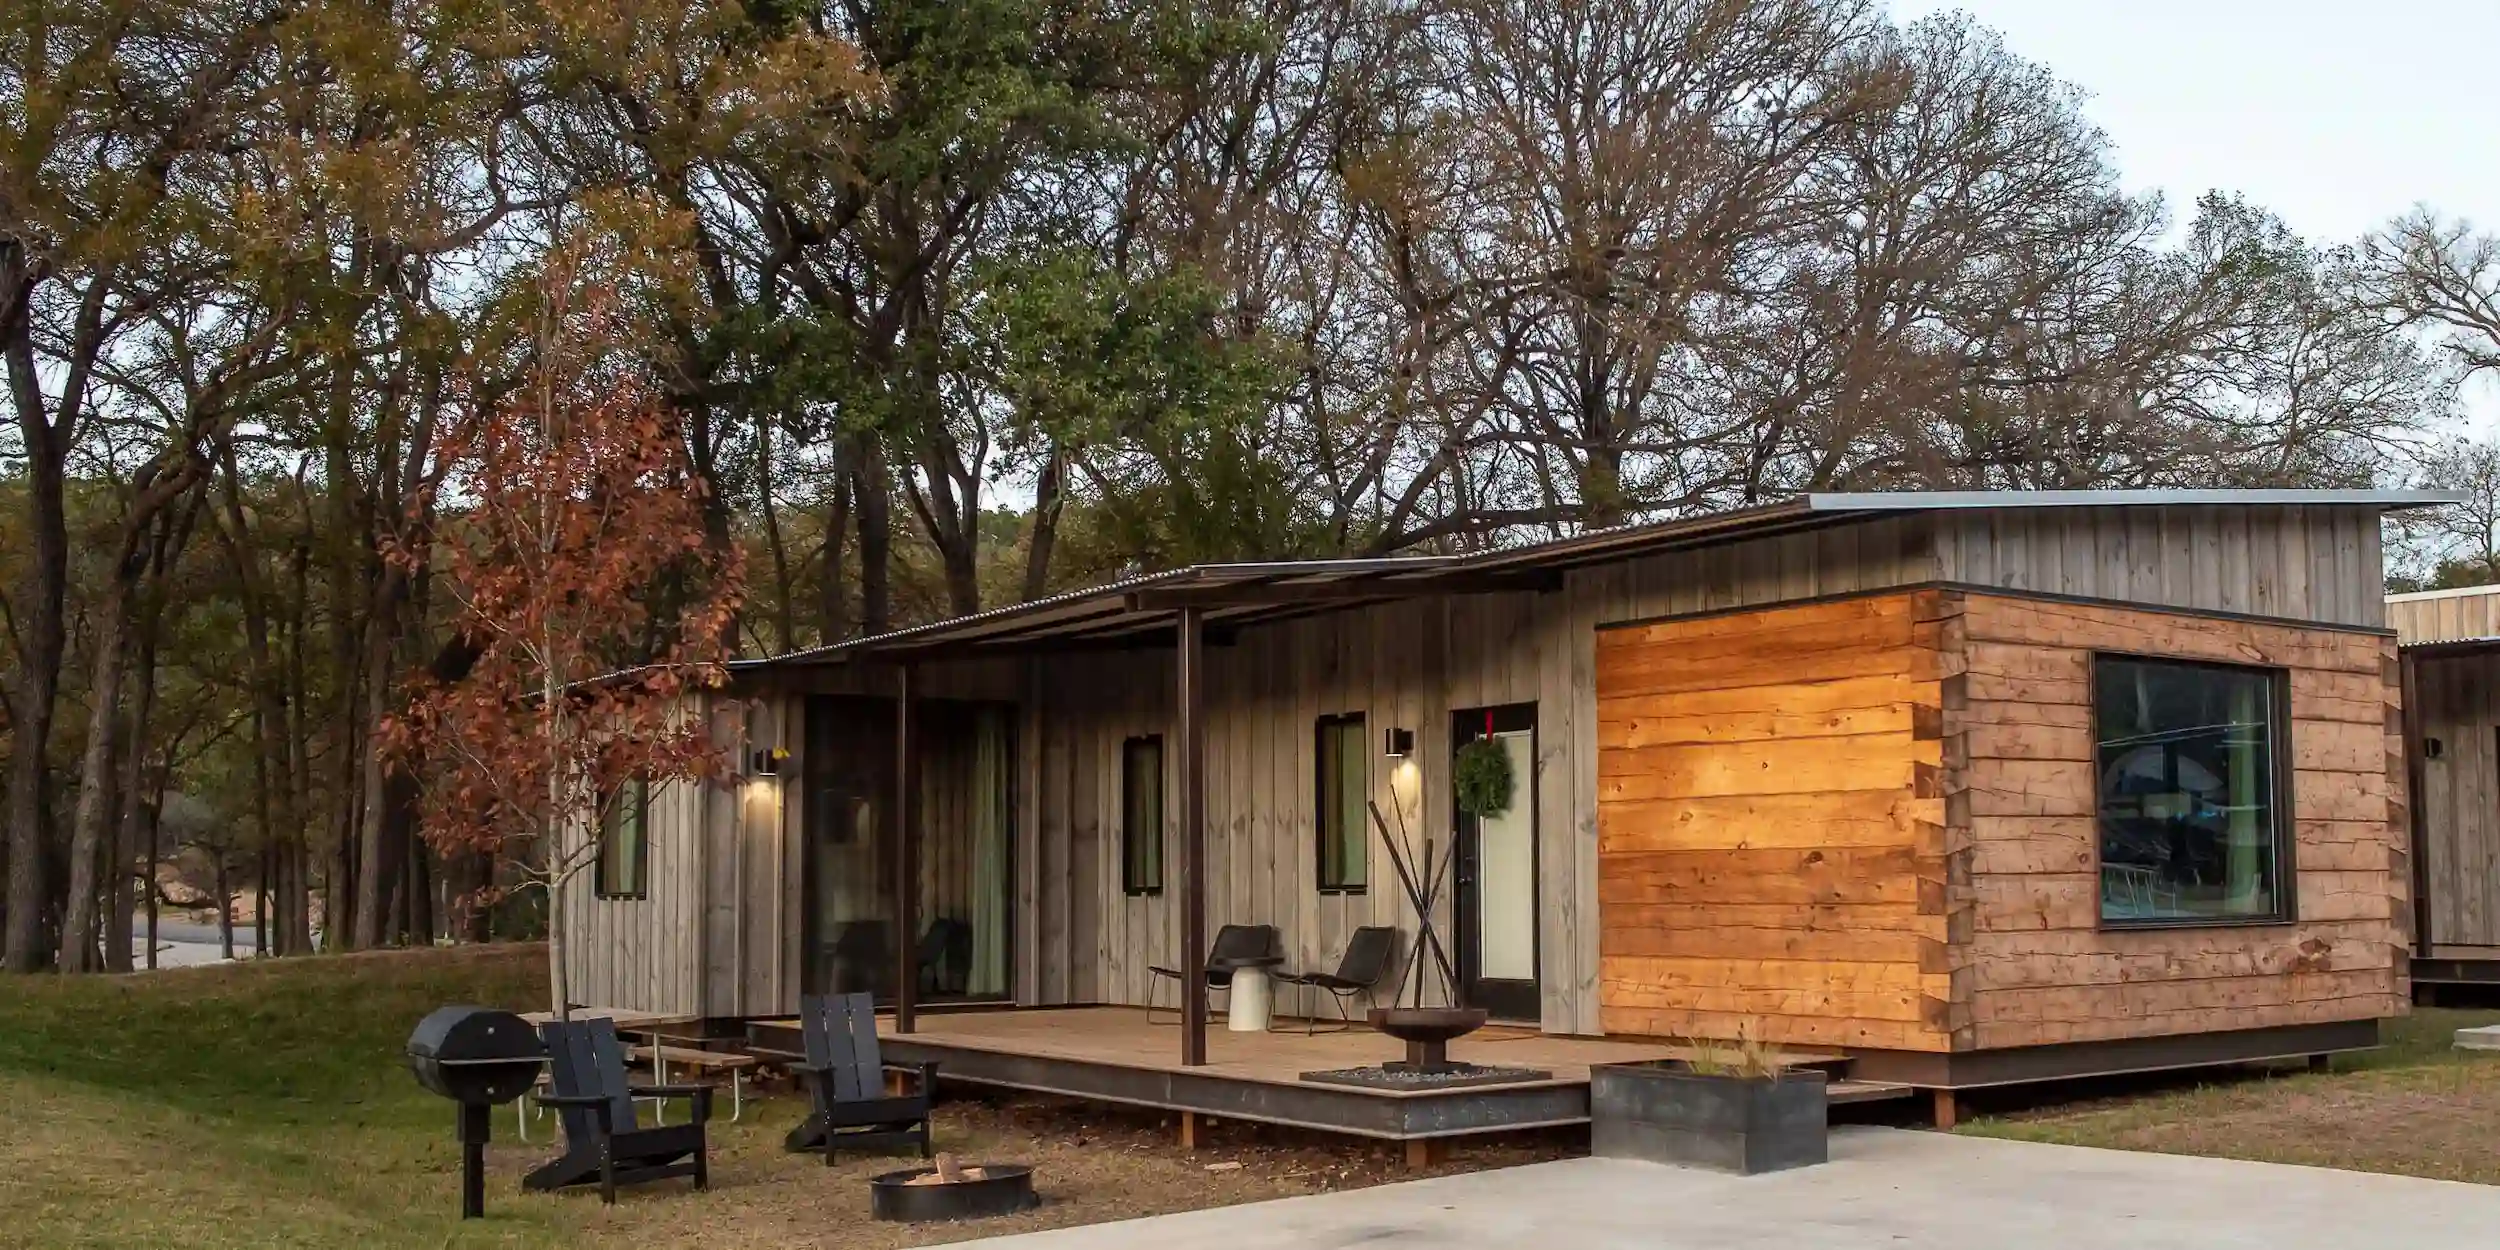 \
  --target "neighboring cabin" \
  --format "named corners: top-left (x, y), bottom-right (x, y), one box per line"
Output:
top-left (567, 490), bottom-right (2439, 1090)
top-left (2388, 583), bottom-right (2500, 989)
